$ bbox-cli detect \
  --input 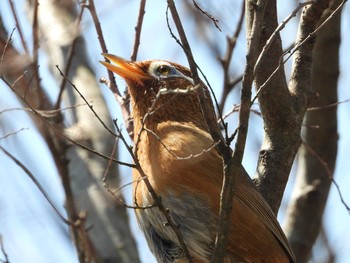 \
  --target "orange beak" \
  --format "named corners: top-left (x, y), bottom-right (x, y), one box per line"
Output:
top-left (100, 53), bottom-right (148, 82)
